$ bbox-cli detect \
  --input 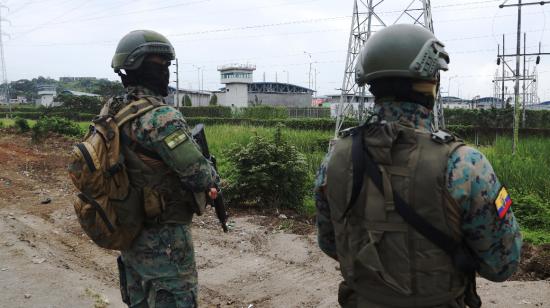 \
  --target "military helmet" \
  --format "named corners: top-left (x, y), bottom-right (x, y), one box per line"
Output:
top-left (111, 30), bottom-right (175, 72)
top-left (355, 24), bottom-right (449, 86)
